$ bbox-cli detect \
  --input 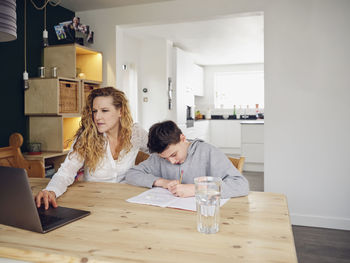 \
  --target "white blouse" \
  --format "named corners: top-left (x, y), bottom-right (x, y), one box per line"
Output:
top-left (45, 123), bottom-right (148, 197)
